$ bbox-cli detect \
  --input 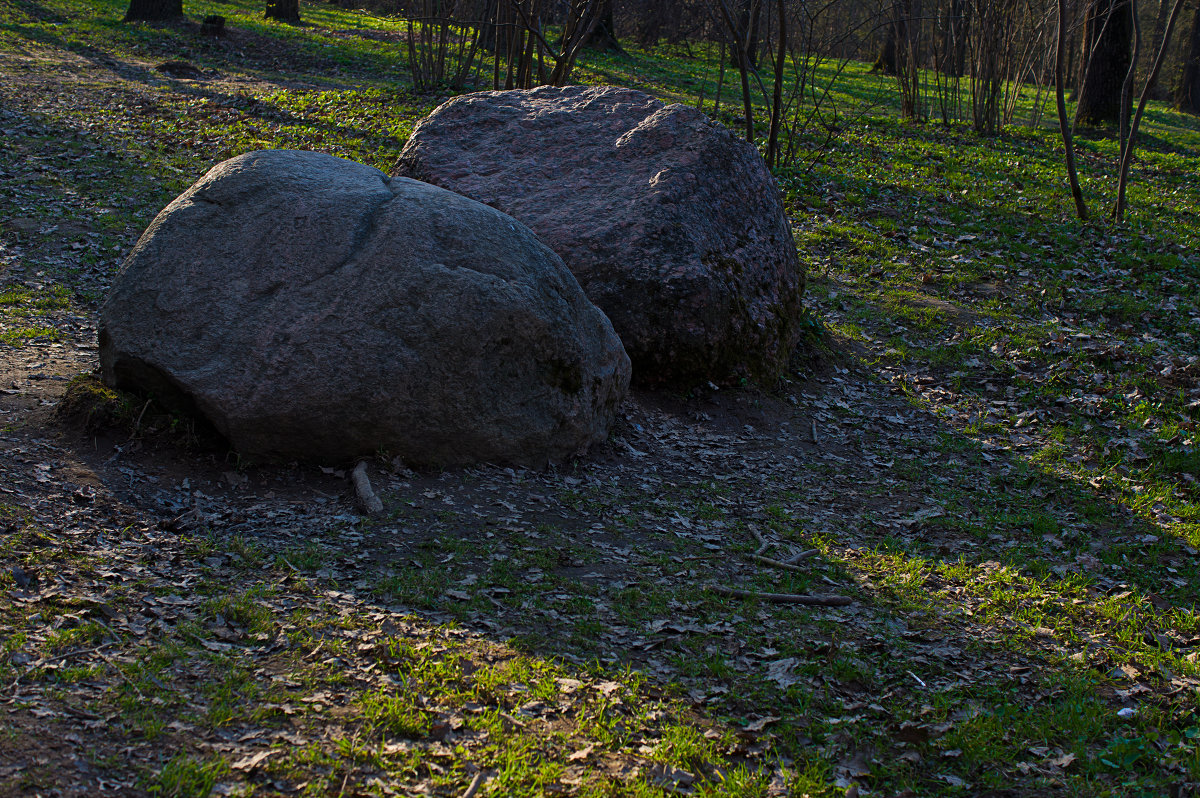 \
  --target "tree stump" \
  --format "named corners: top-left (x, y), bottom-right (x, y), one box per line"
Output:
top-left (200, 15), bottom-right (225, 36)
top-left (123, 0), bottom-right (182, 22)
top-left (265, 0), bottom-right (300, 22)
